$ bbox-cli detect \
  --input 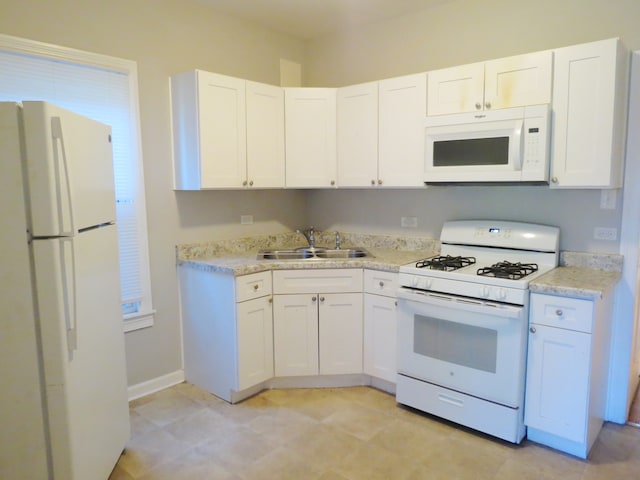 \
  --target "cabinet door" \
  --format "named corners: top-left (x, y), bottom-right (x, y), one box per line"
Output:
top-left (378, 73), bottom-right (427, 187)
top-left (363, 293), bottom-right (397, 383)
top-left (237, 296), bottom-right (274, 390)
top-left (197, 71), bottom-right (247, 188)
top-left (550, 38), bottom-right (627, 188)
top-left (273, 294), bottom-right (319, 376)
top-left (525, 323), bottom-right (591, 443)
top-left (427, 63), bottom-right (484, 115)
top-left (284, 88), bottom-right (337, 188)
top-left (246, 81), bottom-right (285, 188)
top-left (484, 51), bottom-right (552, 110)
top-left (318, 293), bottom-right (363, 375)
top-left (337, 82), bottom-right (379, 187)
